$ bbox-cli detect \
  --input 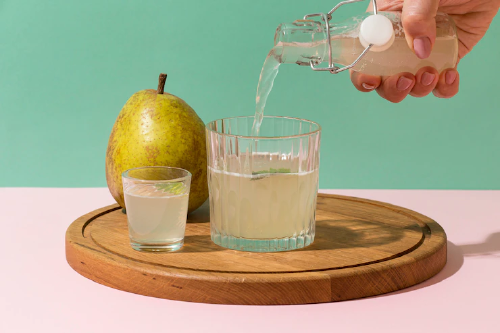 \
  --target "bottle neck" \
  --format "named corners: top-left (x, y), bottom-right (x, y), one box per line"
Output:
top-left (273, 21), bottom-right (329, 65)
top-left (272, 13), bottom-right (372, 65)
